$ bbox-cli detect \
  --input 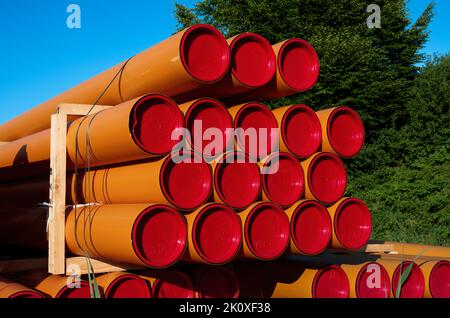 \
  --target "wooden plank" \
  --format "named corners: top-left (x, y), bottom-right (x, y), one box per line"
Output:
top-left (364, 243), bottom-right (395, 254)
top-left (65, 257), bottom-right (142, 275)
top-left (0, 258), bottom-right (47, 274)
top-left (57, 103), bottom-right (112, 116)
top-left (0, 142), bottom-right (8, 146)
